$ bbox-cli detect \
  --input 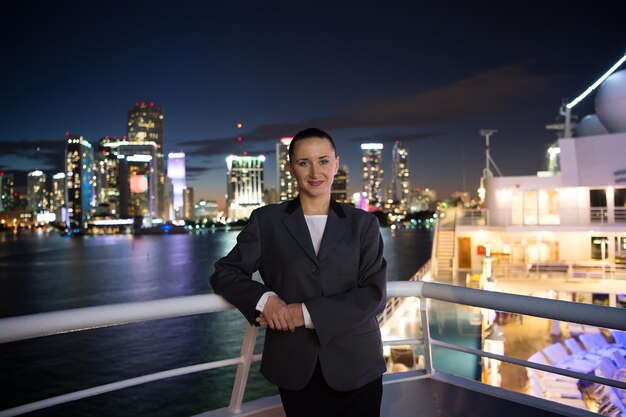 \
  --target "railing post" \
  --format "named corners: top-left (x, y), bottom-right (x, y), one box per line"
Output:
top-left (229, 324), bottom-right (259, 413)
top-left (419, 297), bottom-right (434, 375)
